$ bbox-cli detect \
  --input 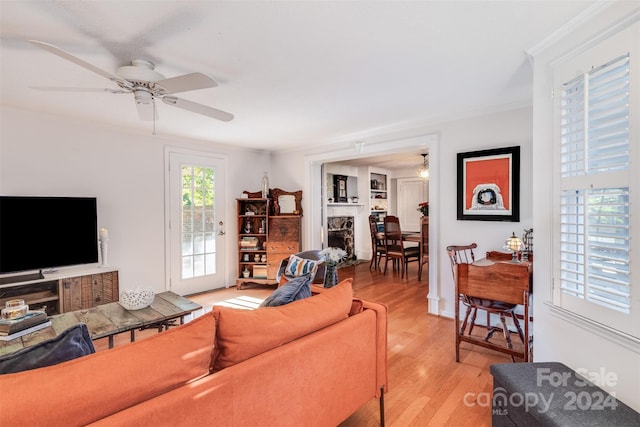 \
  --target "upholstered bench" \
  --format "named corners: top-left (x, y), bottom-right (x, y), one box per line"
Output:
top-left (490, 362), bottom-right (640, 426)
